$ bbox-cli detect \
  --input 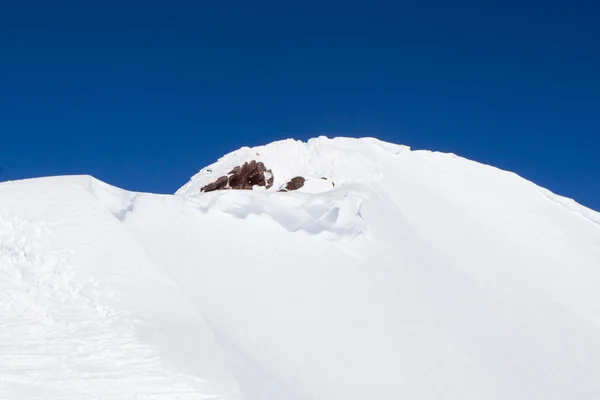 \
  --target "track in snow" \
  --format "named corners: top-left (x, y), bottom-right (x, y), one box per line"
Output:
top-left (0, 214), bottom-right (213, 400)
